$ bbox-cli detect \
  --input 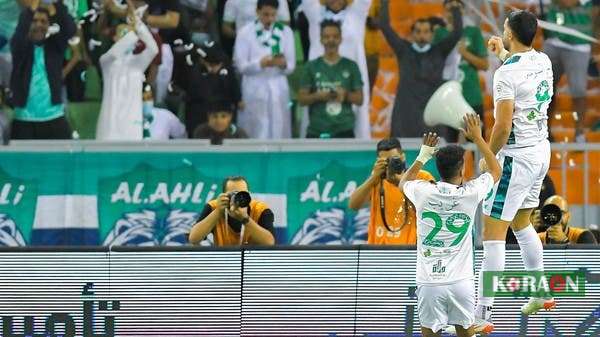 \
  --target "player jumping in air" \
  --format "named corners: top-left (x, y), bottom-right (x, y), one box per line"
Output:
top-left (399, 114), bottom-right (501, 337)
top-left (474, 10), bottom-right (556, 333)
